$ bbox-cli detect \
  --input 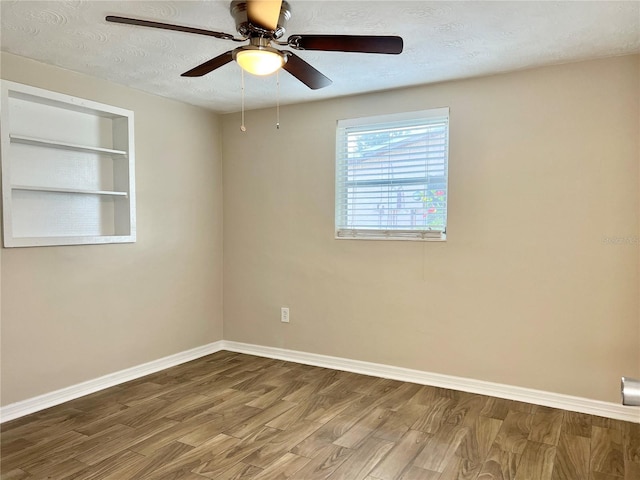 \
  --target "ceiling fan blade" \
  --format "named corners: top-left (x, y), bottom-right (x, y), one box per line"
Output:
top-left (282, 51), bottom-right (332, 90)
top-left (246, 0), bottom-right (283, 31)
top-left (105, 16), bottom-right (236, 41)
top-left (288, 35), bottom-right (403, 54)
top-left (181, 51), bottom-right (235, 77)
